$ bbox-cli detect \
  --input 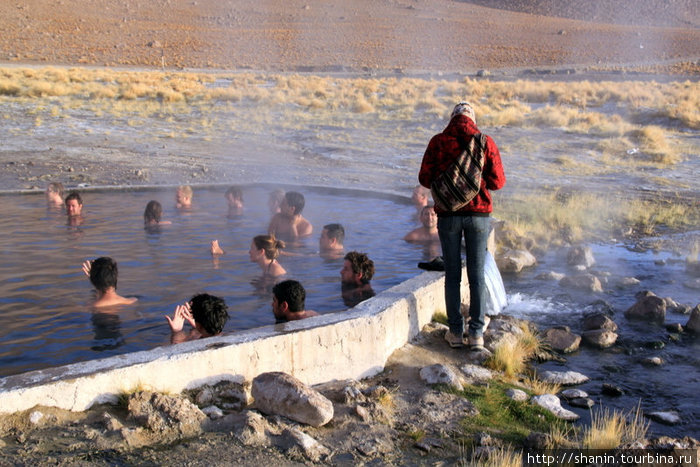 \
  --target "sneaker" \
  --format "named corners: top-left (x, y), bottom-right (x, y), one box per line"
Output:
top-left (444, 330), bottom-right (465, 348)
top-left (468, 335), bottom-right (485, 351)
